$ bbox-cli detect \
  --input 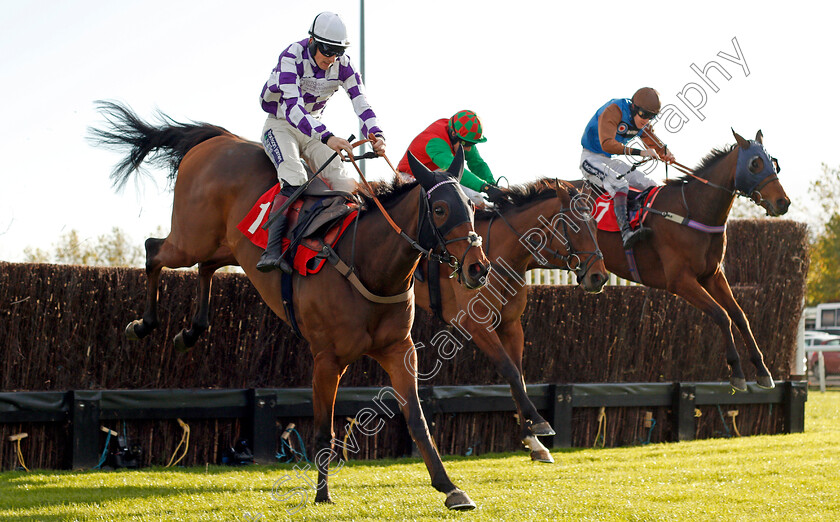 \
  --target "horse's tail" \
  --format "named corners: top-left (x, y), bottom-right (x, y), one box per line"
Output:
top-left (88, 100), bottom-right (231, 191)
